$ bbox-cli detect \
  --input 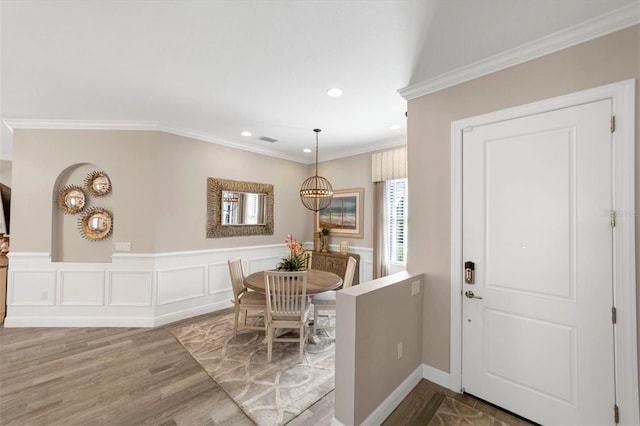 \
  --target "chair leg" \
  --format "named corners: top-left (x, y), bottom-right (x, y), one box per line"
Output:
top-left (233, 305), bottom-right (240, 336)
top-left (267, 322), bottom-right (273, 363)
top-left (313, 306), bottom-right (318, 335)
top-left (299, 323), bottom-right (306, 363)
